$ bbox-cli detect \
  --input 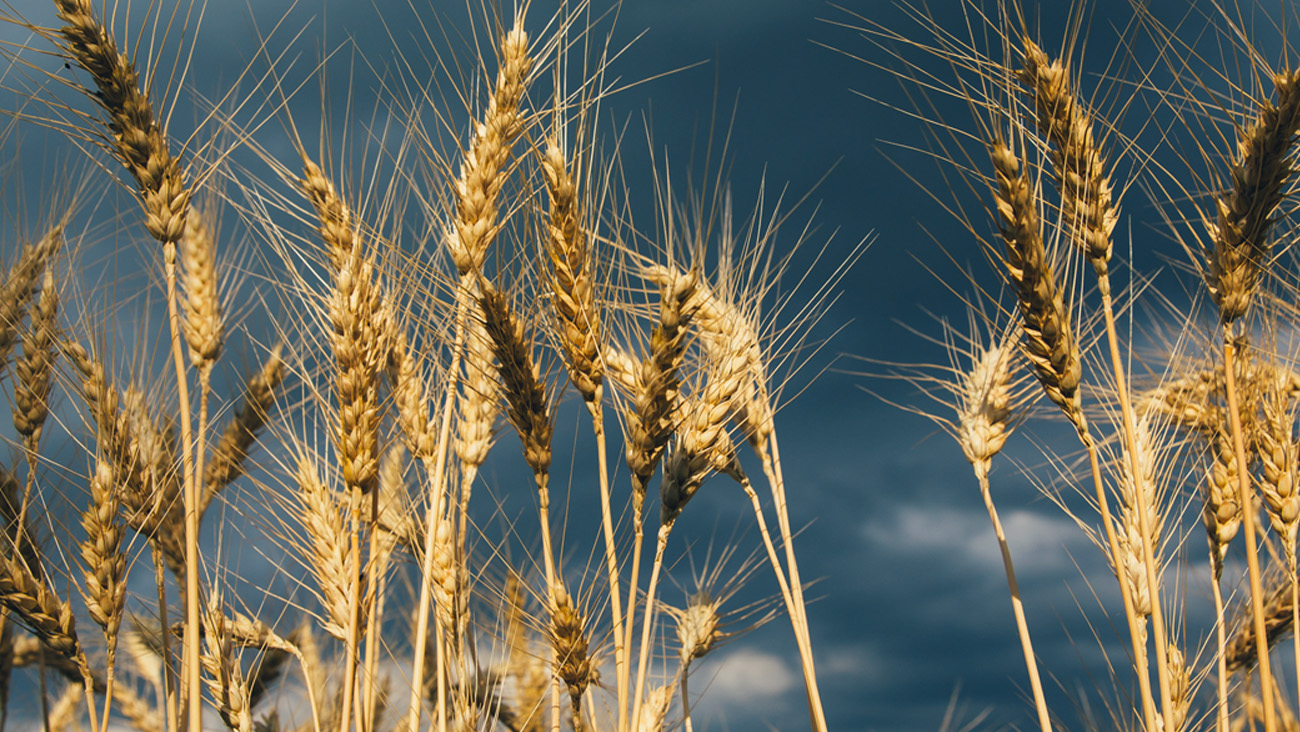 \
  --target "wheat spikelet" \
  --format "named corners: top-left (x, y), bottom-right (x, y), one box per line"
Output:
top-left (988, 140), bottom-right (1084, 430)
top-left (1205, 69), bottom-right (1300, 324)
top-left (0, 227), bottom-right (60, 371)
top-left (542, 139), bottom-right (602, 404)
top-left (52, 0), bottom-right (190, 244)
top-left (179, 205), bottom-right (224, 369)
top-left (447, 23), bottom-right (533, 276)
top-left (13, 268), bottom-right (59, 441)
top-left (1018, 40), bottom-right (1117, 274)
top-left (201, 346), bottom-right (285, 514)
